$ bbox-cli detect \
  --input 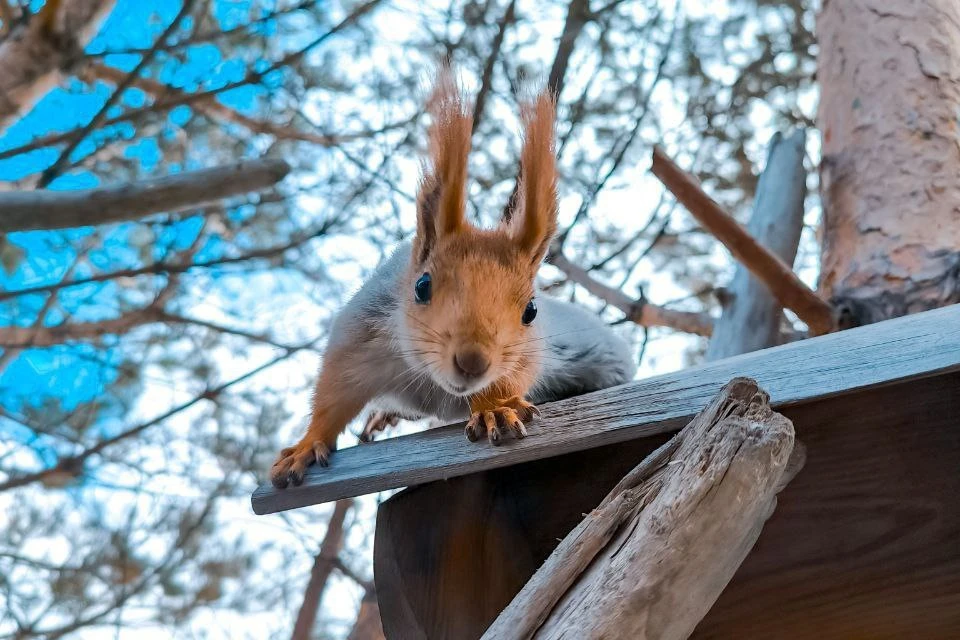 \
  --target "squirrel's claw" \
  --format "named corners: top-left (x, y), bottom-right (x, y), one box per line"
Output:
top-left (360, 411), bottom-right (401, 443)
top-left (465, 398), bottom-right (538, 445)
top-left (270, 439), bottom-right (332, 488)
